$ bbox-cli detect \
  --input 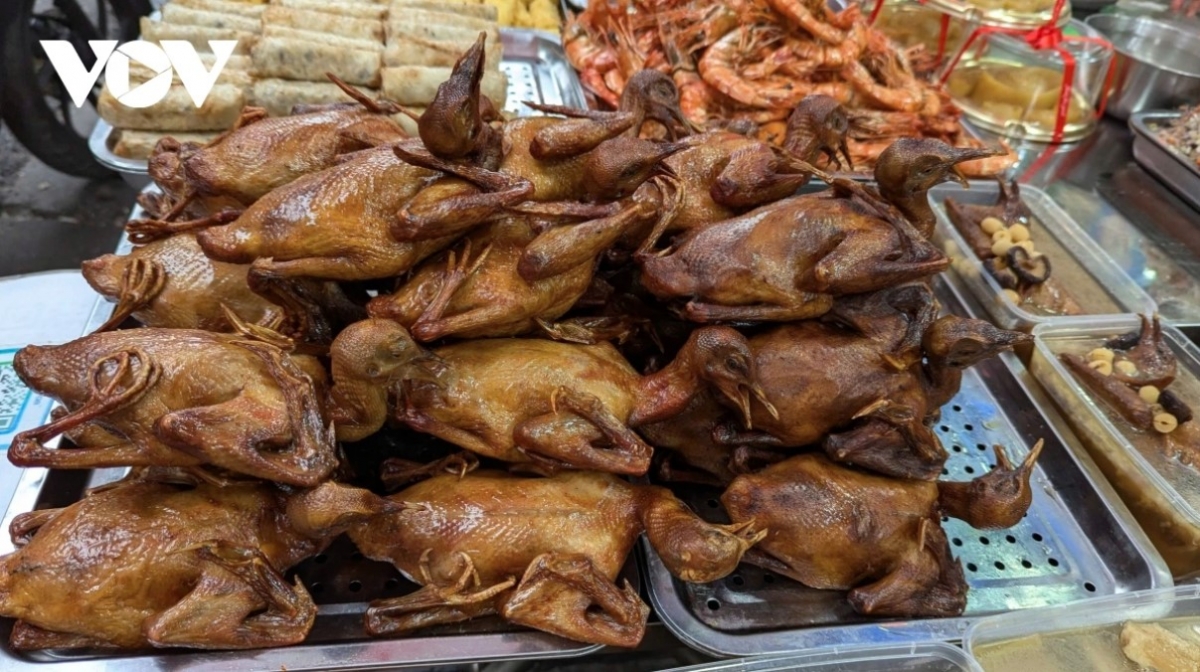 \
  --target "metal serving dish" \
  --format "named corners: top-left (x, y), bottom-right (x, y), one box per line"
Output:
top-left (1085, 14), bottom-right (1200, 121)
top-left (660, 642), bottom-right (983, 672)
top-left (642, 278), bottom-right (1169, 658)
top-left (89, 28), bottom-right (587, 189)
top-left (1130, 110), bottom-right (1200, 214)
top-left (0, 201), bottom-right (619, 671)
top-left (931, 181), bottom-right (1157, 332)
